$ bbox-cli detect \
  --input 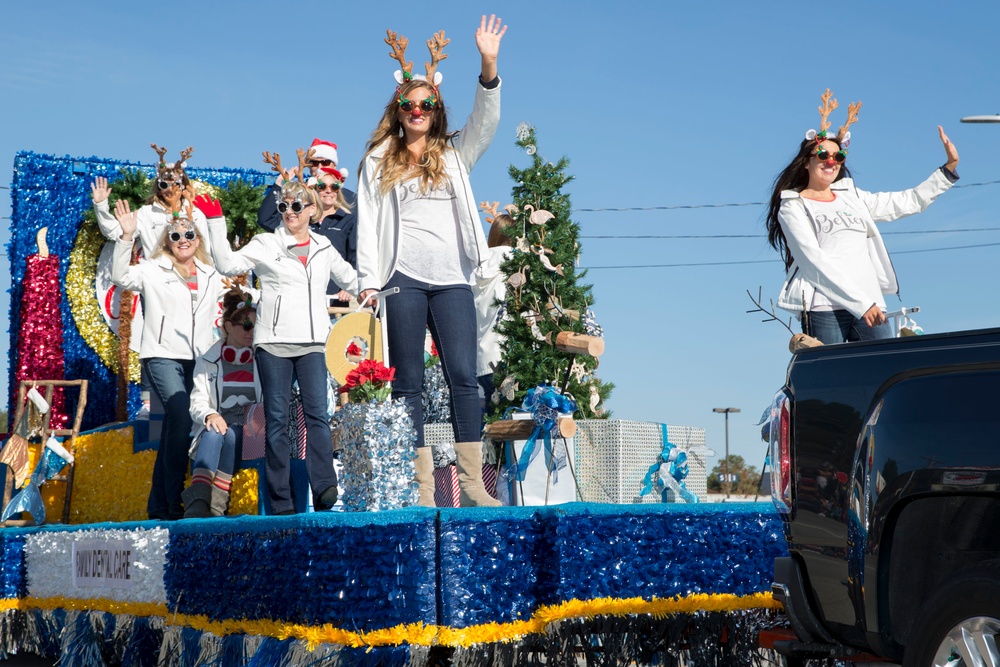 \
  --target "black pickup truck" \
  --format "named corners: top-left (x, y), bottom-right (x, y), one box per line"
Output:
top-left (765, 328), bottom-right (1000, 667)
